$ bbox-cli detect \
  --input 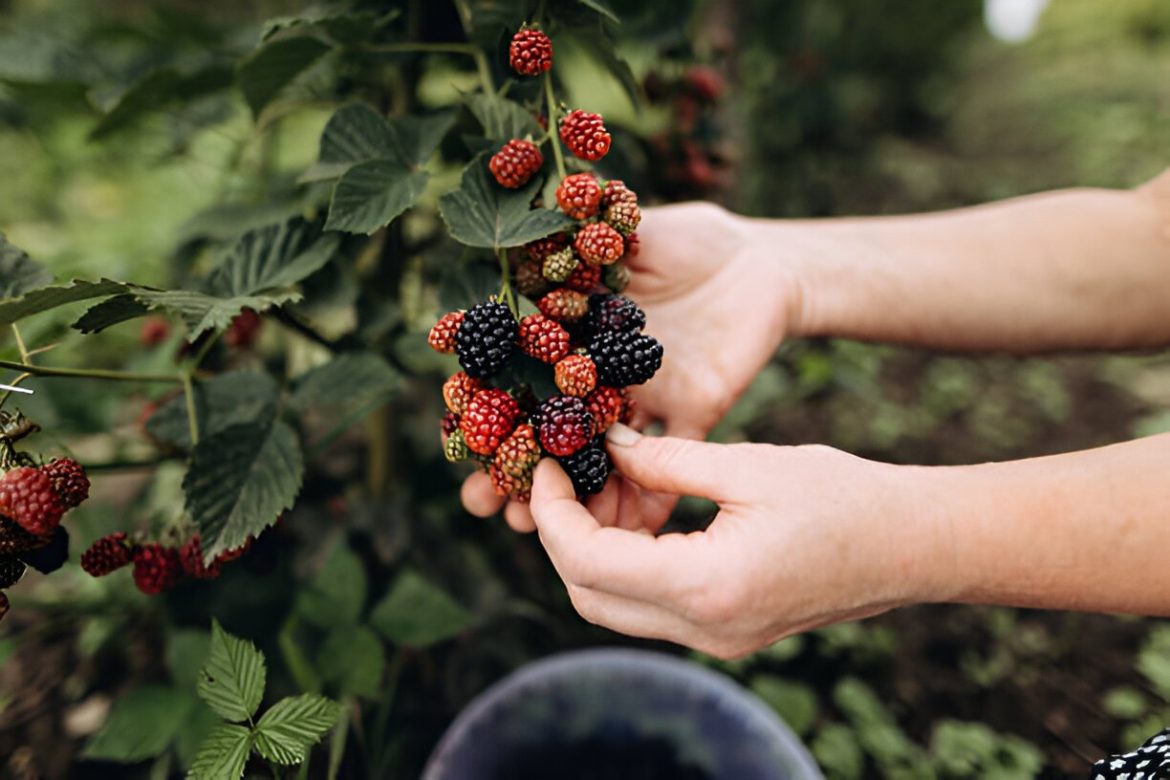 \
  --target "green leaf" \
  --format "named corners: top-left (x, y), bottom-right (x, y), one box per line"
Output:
top-left (369, 569), bottom-right (472, 647)
top-left (325, 161), bottom-right (428, 234)
top-left (0, 235), bottom-right (51, 299)
top-left (207, 221), bottom-right (340, 298)
top-left (184, 421), bottom-right (303, 560)
top-left (83, 686), bottom-right (195, 762)
top-left (751, 676), bottom-right (818, 736)
top-left (175, 703), bottom-right (220, 770)
top-left (197, 621), bottom-right (266, 723)
top-left (439, 157), bottom-right (572, 250)
top-left (253, 694), bottom-right (340, 765)
top-left (130, 287), bottom-right (300, 339)
top-left (290, 353), bottom-right (399, 416)
top-left (72, 294), bottom-right (152, 333)
top-left (295, 540), bottom-right (367, 628)
top-left (169, 629), bottom-right (213, 691)
top-left (312, 103), bottom-right (454, 181)
top-left (238, 36), bottom-right (331, 116)
top-left (90, 65), bottom-right (233, 140)
top-left (261, 9), bottom-right (399, 44)
top-left (576, 0), bottom-right (620, 23)
top-left (465, 93), bottom-right (542, 142)
top-left (0, 279), bottom-right (128, 326)
top-left (147, 371), bottom-right (279, 450)
top-left (187, 723), bottom-right (251, 780)
top-left (318, 625), bottom-right (383, 698)
top-left (812, 724), bottom-right (864, 780)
